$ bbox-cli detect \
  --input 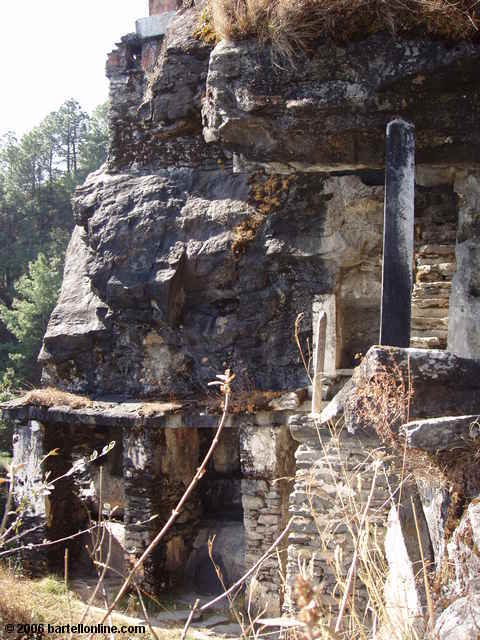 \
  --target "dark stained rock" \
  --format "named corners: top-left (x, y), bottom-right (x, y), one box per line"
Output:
top-left (40, 166), bottom-right (384, 397)
top-left (203, 37), bottom-right (480, 169)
